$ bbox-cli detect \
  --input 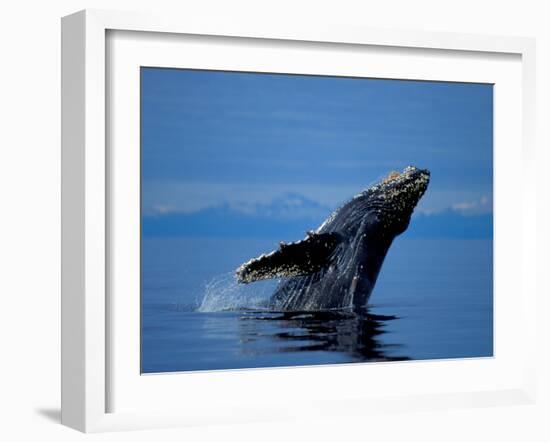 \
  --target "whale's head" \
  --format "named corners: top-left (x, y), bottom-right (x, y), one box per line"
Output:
top-left (358, 165), bottom-right (430, 236)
